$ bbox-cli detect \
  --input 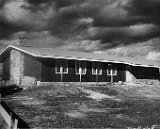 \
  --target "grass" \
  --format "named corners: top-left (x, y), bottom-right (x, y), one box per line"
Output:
top-left (2, 83), bottom-right (160, 128)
